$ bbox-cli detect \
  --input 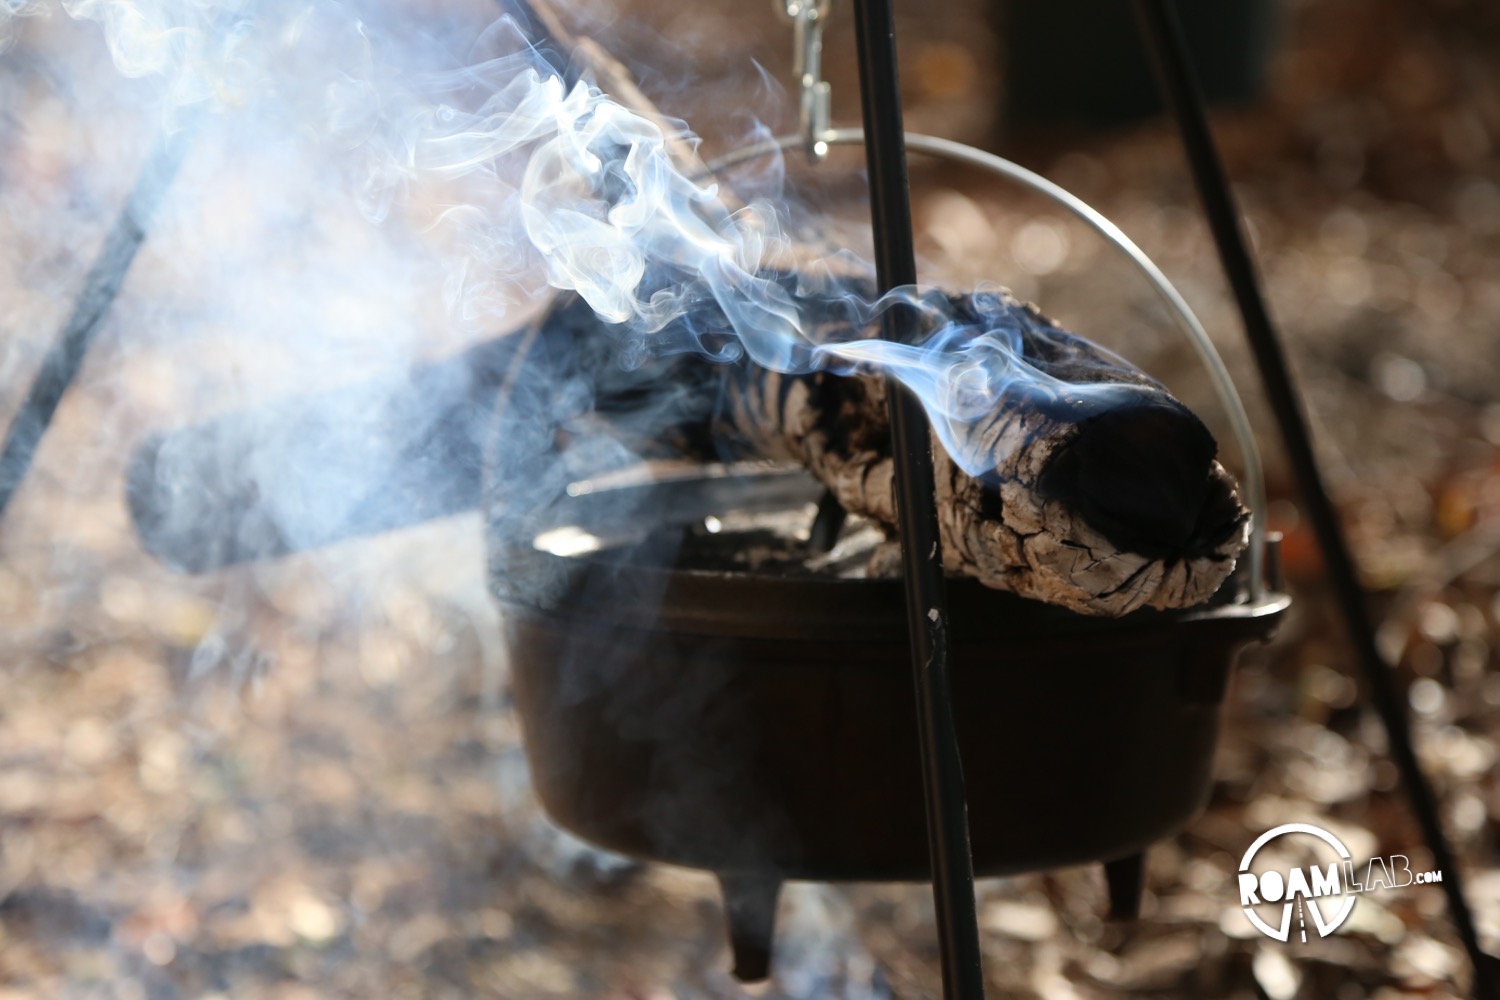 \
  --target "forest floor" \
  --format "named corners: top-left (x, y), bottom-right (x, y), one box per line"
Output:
top-left (3, 0), bottom-right (1500, 996)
